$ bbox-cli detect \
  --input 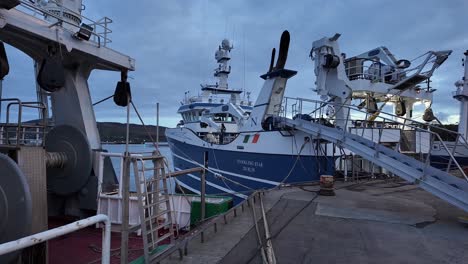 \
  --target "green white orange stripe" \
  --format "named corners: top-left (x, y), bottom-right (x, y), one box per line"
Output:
top-left (243, 134), bottom-right (260, 143)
